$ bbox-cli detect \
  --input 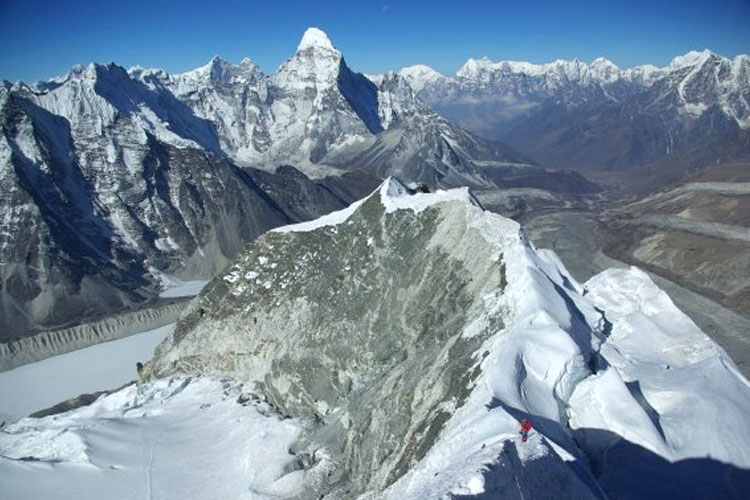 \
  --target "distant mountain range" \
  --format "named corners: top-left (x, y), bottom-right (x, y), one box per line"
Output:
top-left (3, 28), bottom-right (577, 337)
top-left (397, 50), bottom-right (750, 186)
